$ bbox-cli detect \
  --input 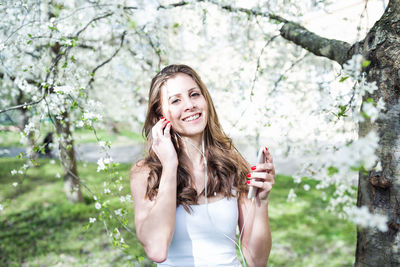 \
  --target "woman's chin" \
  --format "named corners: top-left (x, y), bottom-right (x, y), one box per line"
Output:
top-left (175, 128), bottom-right (205, 139)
